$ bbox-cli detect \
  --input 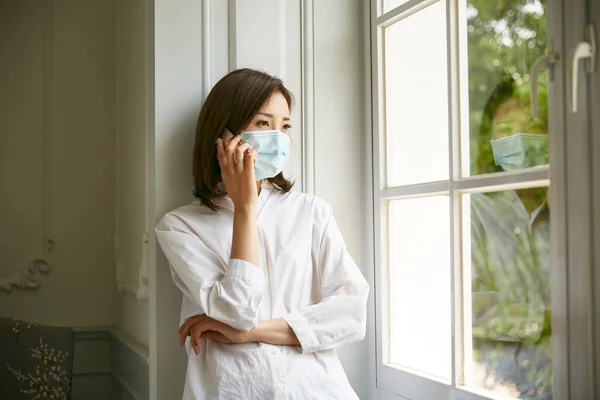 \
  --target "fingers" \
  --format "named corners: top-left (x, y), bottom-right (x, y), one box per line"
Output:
top-left (189, 319), bottom-right (216, 355)
top-left (178, 319), bottom-right (194, 346)
top-left (225, 134), bottom-right (243, 155)
top-left (243, 150), bottom-right (258, 182)
top-left (233, 143), bottom-right (253, 171)
top-left (216, 138), bottom-right (227, 168)
top-left (200, 331), bottom-right (216, 340)
top-left (178, 315), bottom-right (206, 347)
top-left (246, 150), bottom-right (258, 167)
top-left (219, 135), bottom-right (255, 174)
